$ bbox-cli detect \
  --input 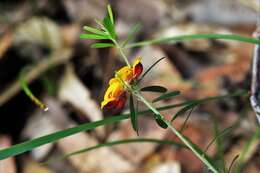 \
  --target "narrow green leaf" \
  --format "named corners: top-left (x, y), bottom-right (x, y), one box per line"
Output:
top-left (153, 91), bottom-right (181, 103)
top-left (204, 124), bottom-right (236, 154)
top-left (130, 94), bottom-right (138, 134)
top-left (126, 34), bottom-right (260, 48)
top-left (122, 23), bottom-right (142, 47)
top-left (179, 106), bottom-right (196, 132)
top-left (138, 57), bottom-right (165, 83)
top-left (80, 34), bottom-right (109, 40)
top-left (83, 26), bottom-right (108, 36)
top-left (0, 91), bottom-right (246, 160)
top-left (20, 67), bottom-right (48, 111)
top-left (90, 43), bottom-right (114, 48)
top-left (236, 129), bottom-right (260, 173)
top-left (228, 155), bottom-right (239, 173)
top-left (141, 85), bottom-right (167, 93)
top-left (107, 4), bottom-right (114, 25)
top-left (63, 138), bottom-right (185, 159)
top-left (171, 102), bottom-right (198, 122)
top-left (154, 116), bottom-right (168, 129)
top-left (212, 118), bottom-right (227, 173)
